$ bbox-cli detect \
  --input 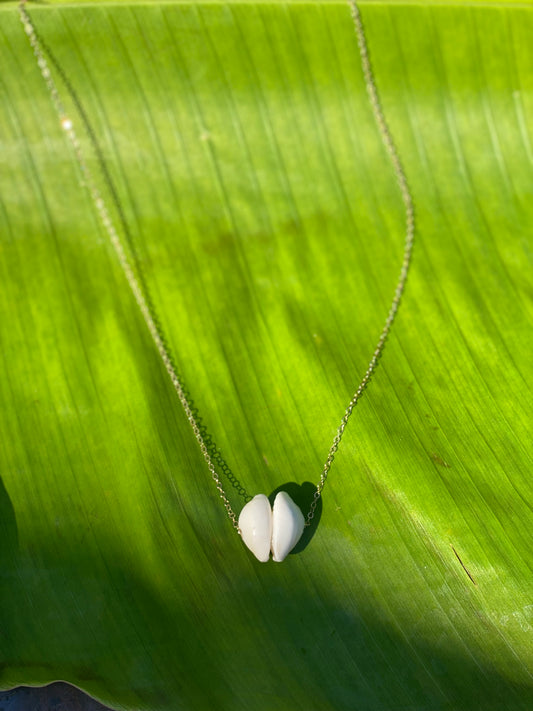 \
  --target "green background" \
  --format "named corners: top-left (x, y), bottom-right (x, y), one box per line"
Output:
top-left (1, 1), bottom-right (532, 709)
